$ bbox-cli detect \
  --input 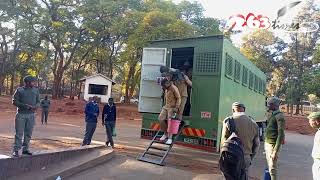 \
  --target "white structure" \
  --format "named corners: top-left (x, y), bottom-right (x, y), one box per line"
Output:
top-left (80, 74), bottom-right (115, 103)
